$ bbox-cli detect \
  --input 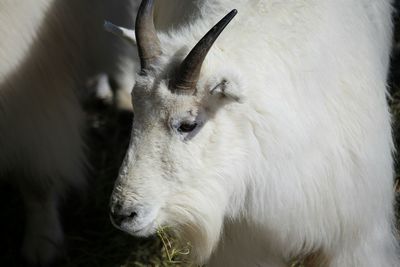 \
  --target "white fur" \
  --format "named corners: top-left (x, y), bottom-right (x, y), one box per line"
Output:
top-left (111, 0), bottom-right (399, 266)
top-left (0, 0), bottom-right (139, 265)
